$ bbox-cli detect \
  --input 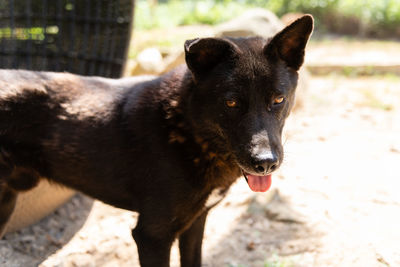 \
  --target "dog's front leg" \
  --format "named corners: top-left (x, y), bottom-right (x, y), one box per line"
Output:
top-left (132, 215), bottom-right (176, 267)
top-left (179, 211), bottom-right (208, 267)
